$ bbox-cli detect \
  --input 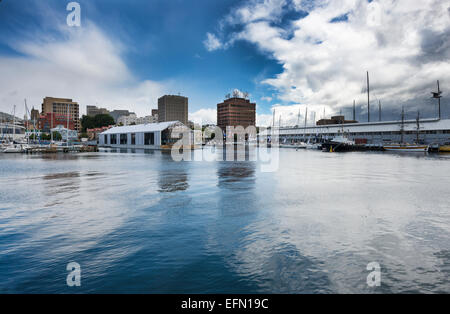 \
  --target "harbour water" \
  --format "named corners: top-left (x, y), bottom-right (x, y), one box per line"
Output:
top-left (0, 149), bottom-right (449, 293)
